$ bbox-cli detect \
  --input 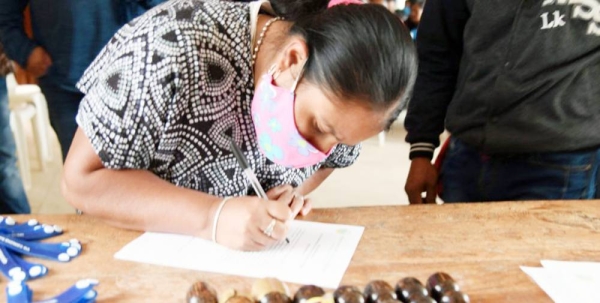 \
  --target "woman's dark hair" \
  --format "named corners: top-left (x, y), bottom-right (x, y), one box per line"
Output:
top-left (270, 0), bottom-right (417, 127)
